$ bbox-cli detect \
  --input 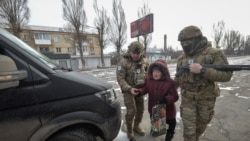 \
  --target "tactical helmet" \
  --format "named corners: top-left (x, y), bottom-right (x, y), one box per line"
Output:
top-left (178, 25), bottom-right (202, 41)
top-left (128, 41), bottom-right (144, 53)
